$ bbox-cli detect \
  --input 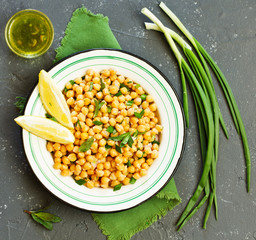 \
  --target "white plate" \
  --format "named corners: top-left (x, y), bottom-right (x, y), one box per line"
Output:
top-left (23, 49), bottom-right (186, 212)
